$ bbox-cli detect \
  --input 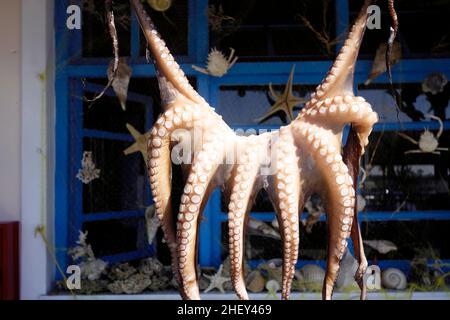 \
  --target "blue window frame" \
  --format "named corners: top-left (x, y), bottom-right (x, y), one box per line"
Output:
top-left (55, 0), bottom-right (450, 280)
